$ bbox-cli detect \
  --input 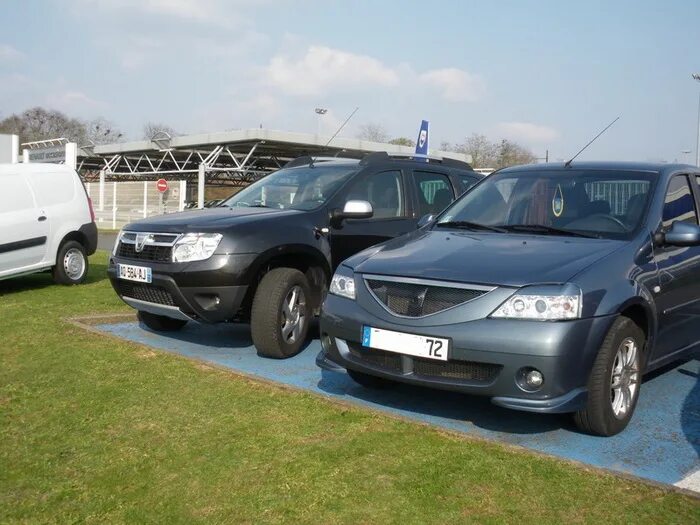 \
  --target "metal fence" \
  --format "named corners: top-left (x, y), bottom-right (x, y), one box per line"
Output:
top-left (85, 180), bottom-right (187, 230)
